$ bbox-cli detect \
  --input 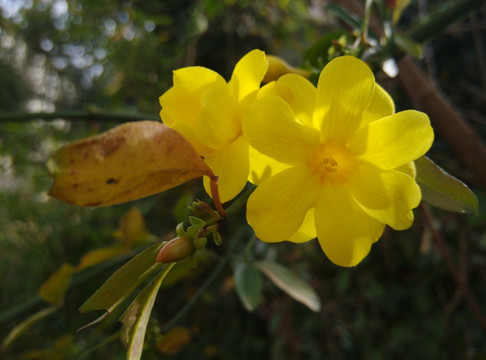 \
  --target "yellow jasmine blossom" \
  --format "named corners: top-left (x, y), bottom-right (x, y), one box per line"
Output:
top-left (159, 50), bottom-right (268, 202)
top-left (243, 56), bottom-right (434, 267)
